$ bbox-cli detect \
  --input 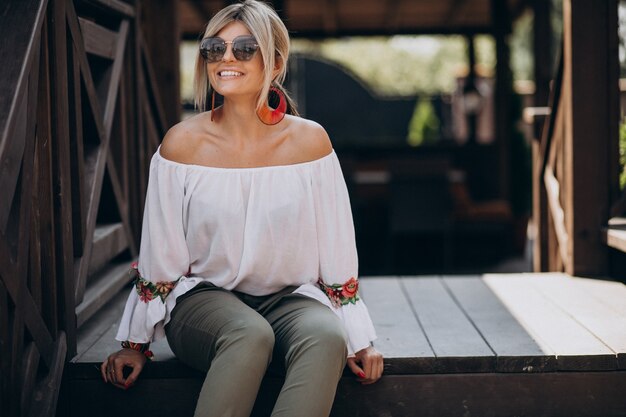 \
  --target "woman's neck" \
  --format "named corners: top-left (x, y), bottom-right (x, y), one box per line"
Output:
top-left (216, 96), bottom-right (271, 146)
